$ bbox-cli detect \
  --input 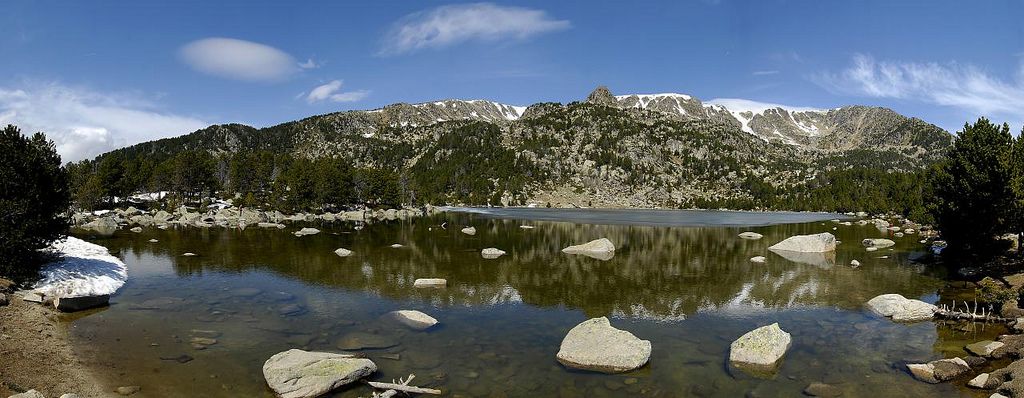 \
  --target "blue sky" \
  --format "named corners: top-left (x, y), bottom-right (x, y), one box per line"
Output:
top-left (2, 0), bottom-right (1023, 161)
